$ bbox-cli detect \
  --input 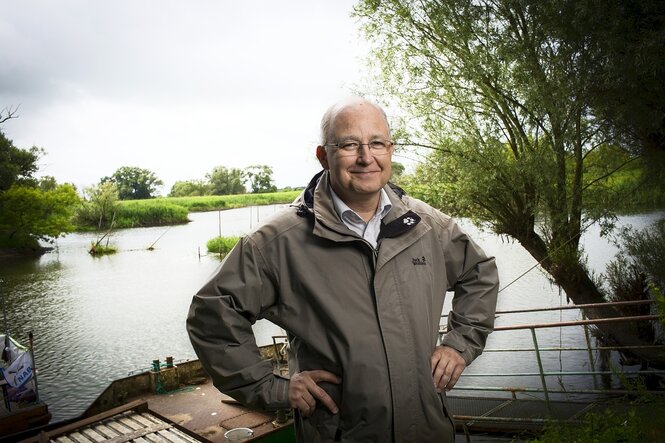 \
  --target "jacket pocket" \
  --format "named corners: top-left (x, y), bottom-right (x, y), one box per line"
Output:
top-left (297, 407), bottom-right (342, 442)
